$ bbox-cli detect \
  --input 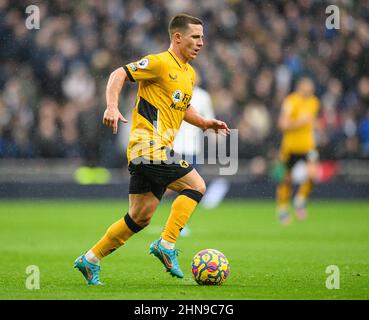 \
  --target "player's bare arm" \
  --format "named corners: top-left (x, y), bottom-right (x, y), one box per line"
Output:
top-left (103, 67), bottom-right (129, 134)
top-left (184, 105), bottom-right (230, 136)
